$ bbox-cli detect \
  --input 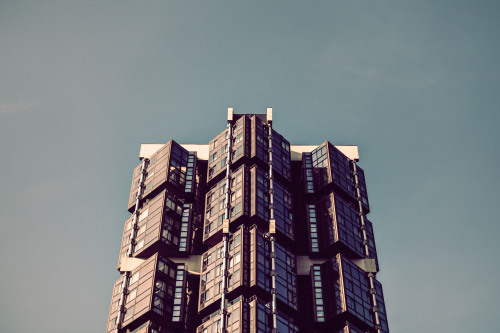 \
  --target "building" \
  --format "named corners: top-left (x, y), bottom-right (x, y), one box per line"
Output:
top-left (106, 108), bottom-right (390, 333)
